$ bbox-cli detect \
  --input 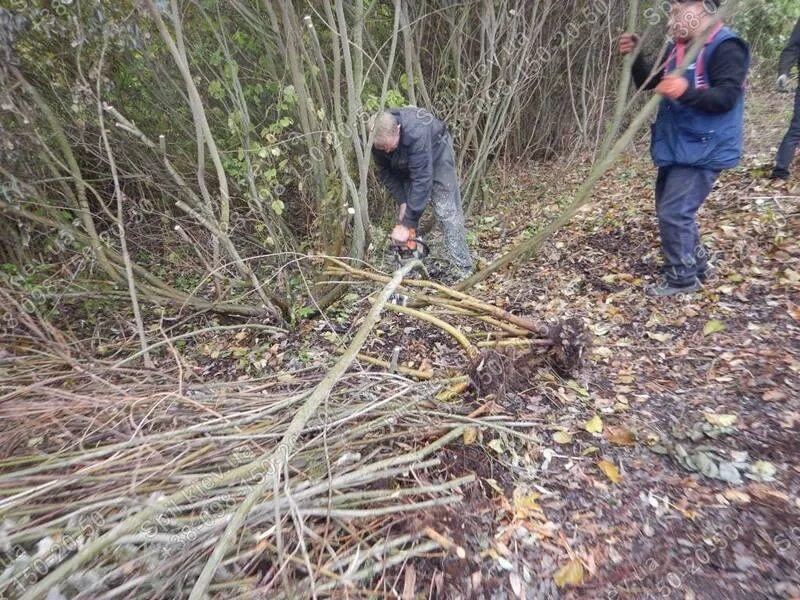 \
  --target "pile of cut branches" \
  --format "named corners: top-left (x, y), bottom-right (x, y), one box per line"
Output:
top-left (0, 268), bottom-right (477, 599)
top-left (0, 258), bottom-right (590, 598)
